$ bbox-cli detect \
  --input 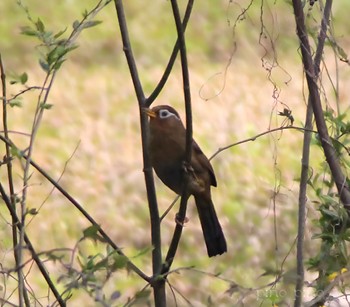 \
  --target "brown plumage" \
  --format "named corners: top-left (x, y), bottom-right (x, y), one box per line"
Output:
top-left (144, 105), bottom-right (227, 257)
